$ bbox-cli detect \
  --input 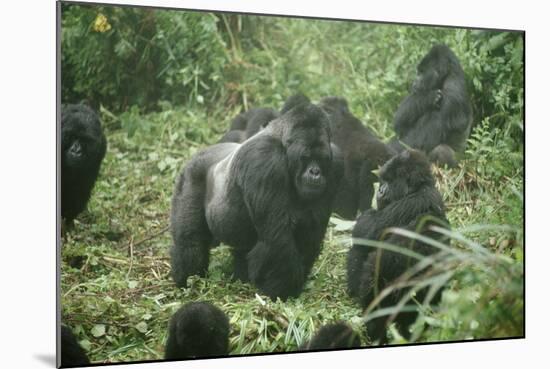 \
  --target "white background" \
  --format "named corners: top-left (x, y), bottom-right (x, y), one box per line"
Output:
top-left (0, 0), bottom-right (545, 368)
